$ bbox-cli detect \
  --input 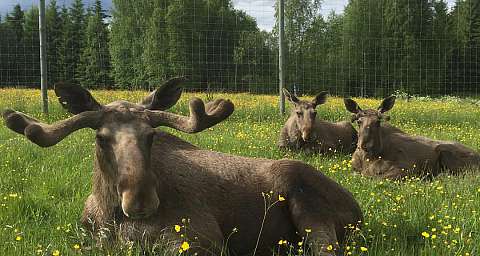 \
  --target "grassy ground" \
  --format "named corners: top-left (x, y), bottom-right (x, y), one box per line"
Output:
top-left (0, 89), bottom-right (479, 256)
